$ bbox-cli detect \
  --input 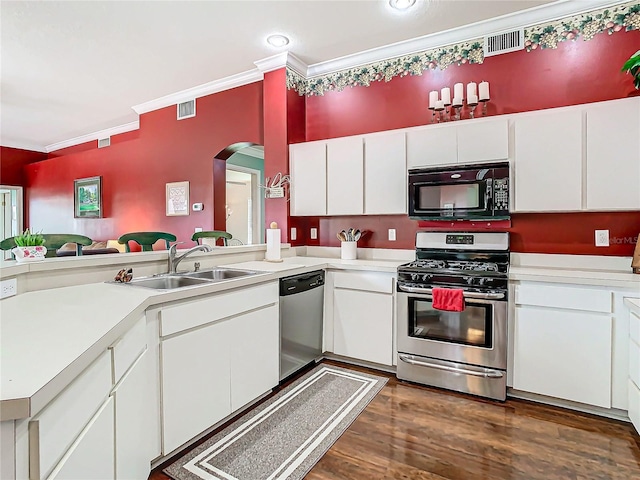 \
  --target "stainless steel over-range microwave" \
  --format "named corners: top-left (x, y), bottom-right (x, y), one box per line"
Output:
top-left (408, 162), bottom-right (510, 221)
